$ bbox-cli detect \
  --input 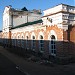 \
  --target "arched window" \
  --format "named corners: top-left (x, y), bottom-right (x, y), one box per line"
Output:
top-left (39, 35), bottom-right (44, 52)
top-left (14, 35), bottom-right (16, 46)
top-left (17, 34), bottom-right (20, 47)
top-left (21, 36), bottom-right (24, 48)
top-left (18, 36), bottom-right (19, 39)
top-left (51, 35), bottom-right (56, 56)
top-left (22, 36), bottom-right (23, 39)
top-left (33, 36), bottom-right (35, 39)
top-left (32, 36), bottom-right (36, 50)
top-left (26, 36), bottom-right (29, 49)
top-left (26, 36), bottom-right (28, 40)
top-left (12, 34), bottom-right (14, 46)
